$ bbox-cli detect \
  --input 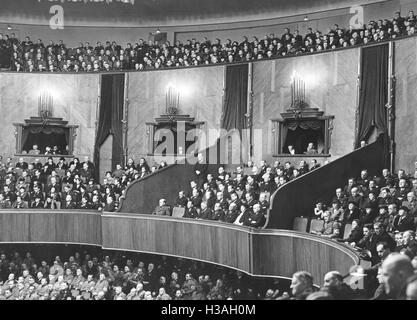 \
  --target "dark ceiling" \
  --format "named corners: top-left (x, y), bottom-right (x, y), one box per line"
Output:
top-left (1, 0), bottom-right (384, 27)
